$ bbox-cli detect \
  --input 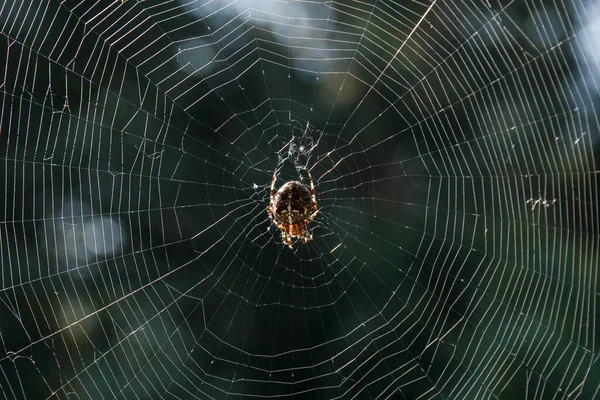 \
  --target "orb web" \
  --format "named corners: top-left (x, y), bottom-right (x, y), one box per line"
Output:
top-left (1, 0), bottom-right (599, 399)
